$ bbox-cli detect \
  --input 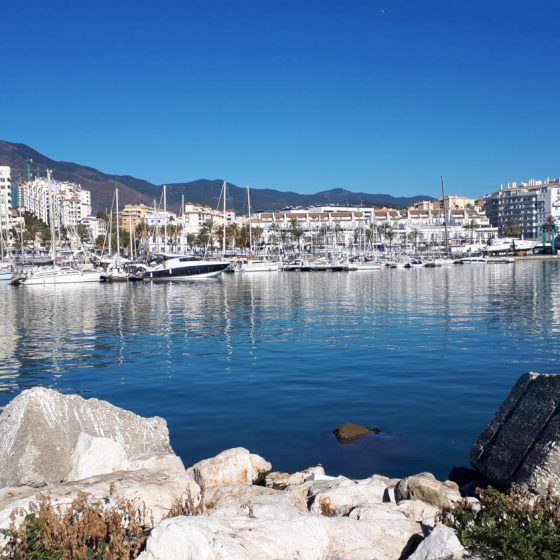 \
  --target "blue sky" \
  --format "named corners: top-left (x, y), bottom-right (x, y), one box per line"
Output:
top-left (2, 0), bottom-right (559, 198)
